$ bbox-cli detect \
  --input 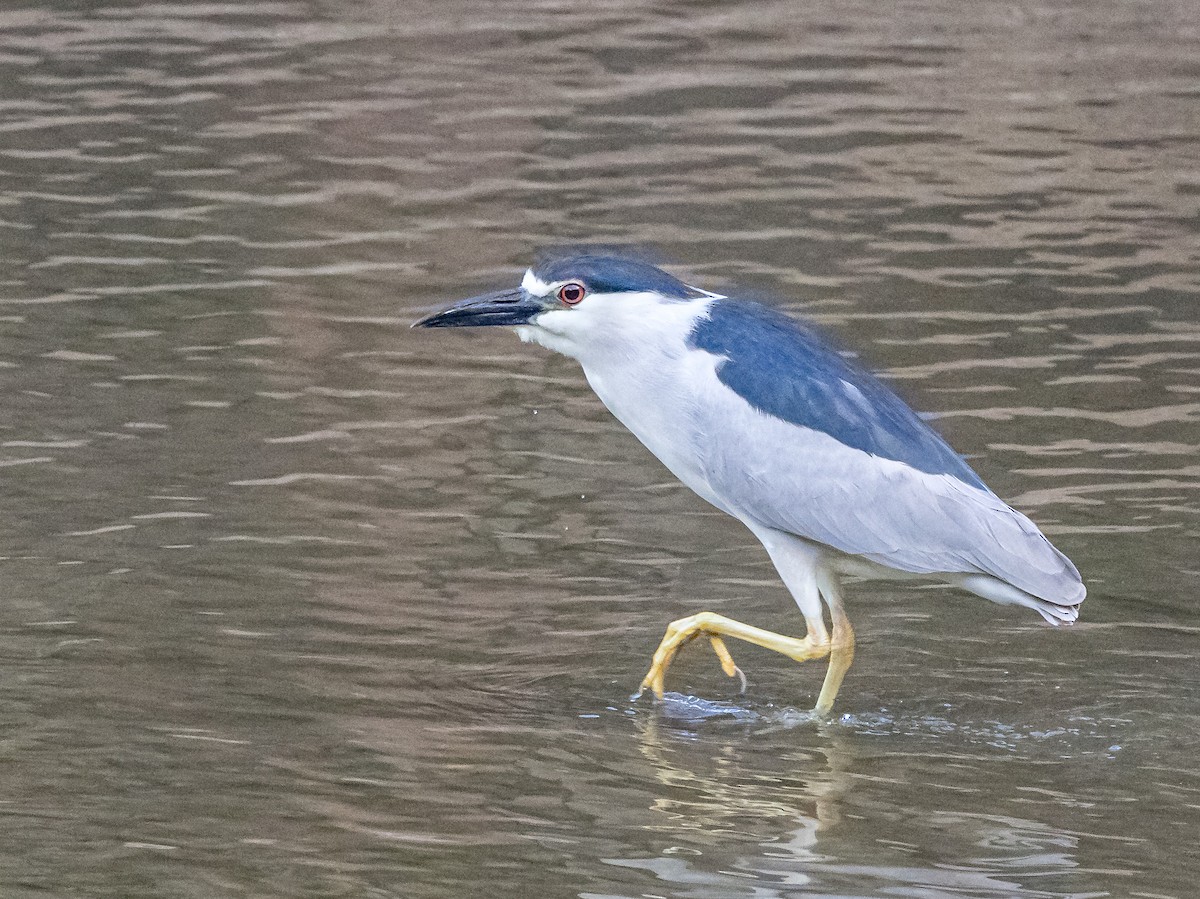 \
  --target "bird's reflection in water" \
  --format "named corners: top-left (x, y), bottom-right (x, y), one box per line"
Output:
top-left (619, 691), bottom-right (1095, 896)
top-left (626, 695), bottom-right (856, 890)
